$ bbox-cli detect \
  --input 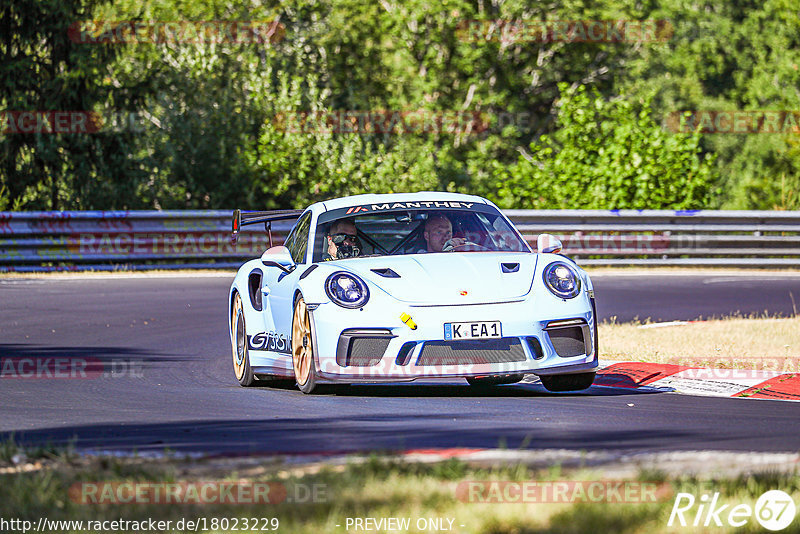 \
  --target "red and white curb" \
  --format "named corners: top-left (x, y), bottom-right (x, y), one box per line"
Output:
top-left (594, 361), bottom-right (800, 402)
